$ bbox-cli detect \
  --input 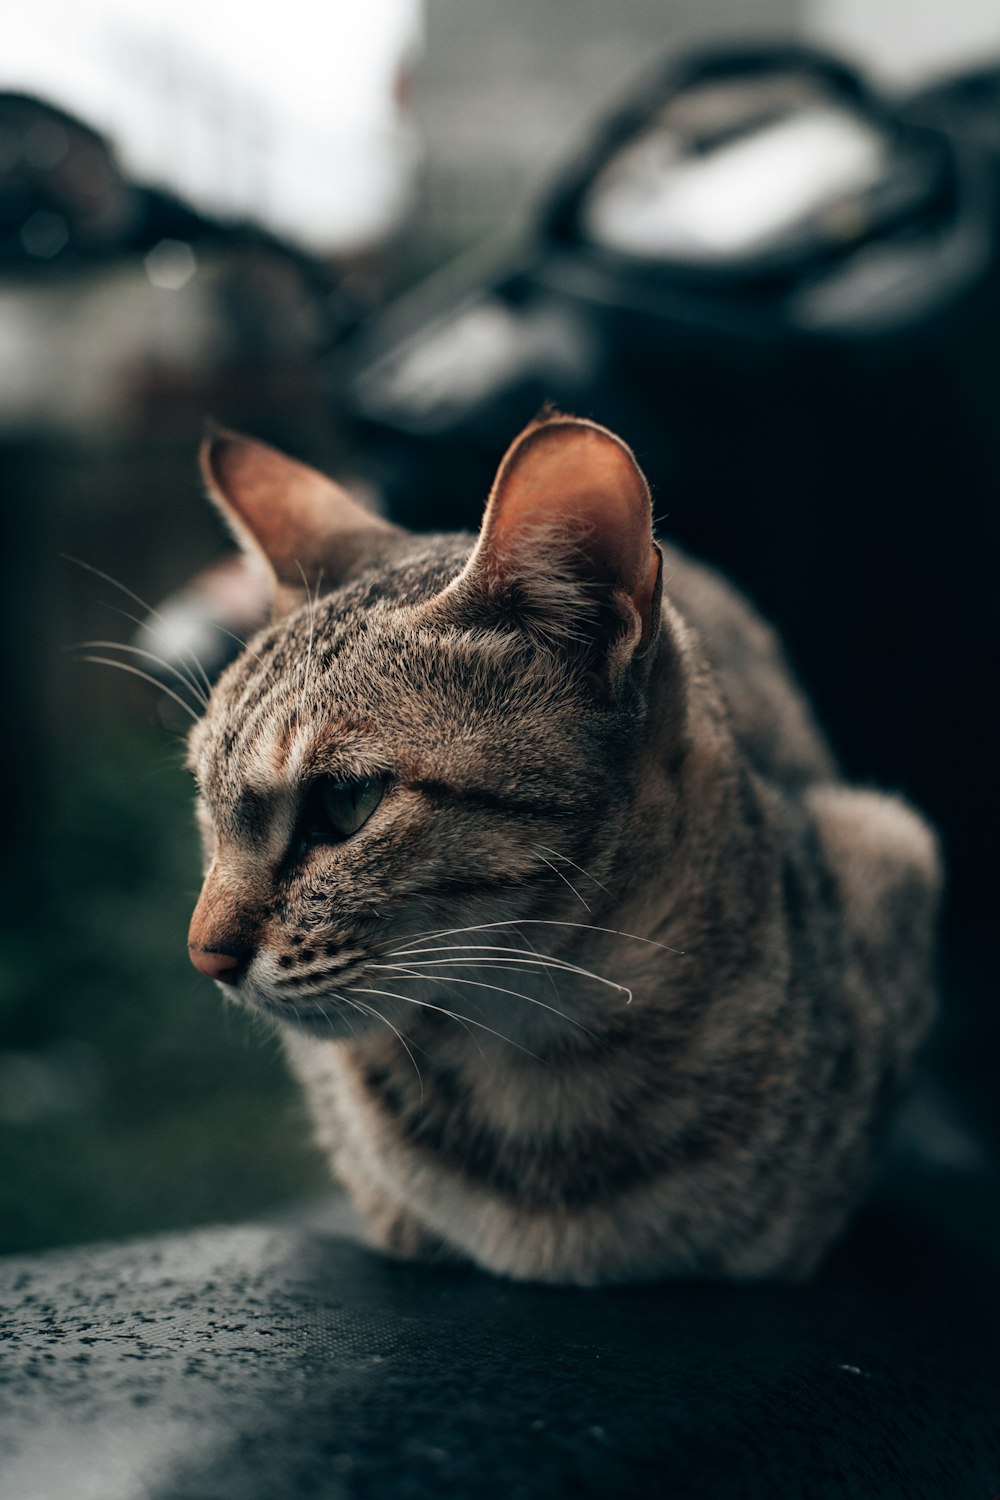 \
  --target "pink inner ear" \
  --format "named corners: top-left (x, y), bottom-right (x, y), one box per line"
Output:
top-left (200, 429), bottom-right (396, 593)
top-left (202, 435), bottom-right (305, 565)
top-left (202, 433), bottom-right (340, 578)
top-left (479, 417), bottom-right (662, 647)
